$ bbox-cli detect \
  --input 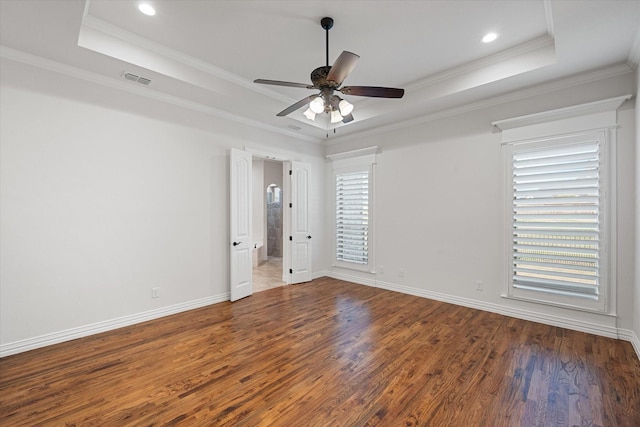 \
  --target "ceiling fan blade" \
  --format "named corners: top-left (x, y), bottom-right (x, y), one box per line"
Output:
top-left (254, 79), bottom-right (314, 89)
top-left (341, 113), bottom-right (354, 124)
top-left (326, 51), bottom-right (360, 85)
top-left (340, 86), bottom-right (405, 98)
top-left (276, 95), bottom-right (319, 117)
